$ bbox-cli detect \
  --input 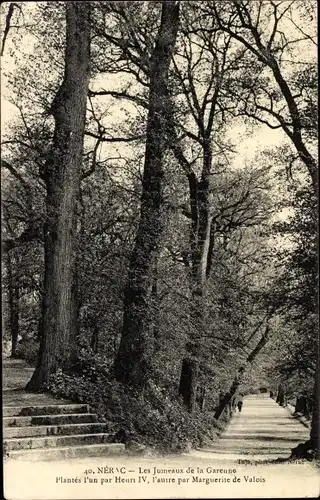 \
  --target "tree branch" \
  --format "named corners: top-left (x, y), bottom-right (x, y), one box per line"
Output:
top-left (85, 130), bottom-right (144, 143)
top-left (1, 3), bottom-right (22, 56)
